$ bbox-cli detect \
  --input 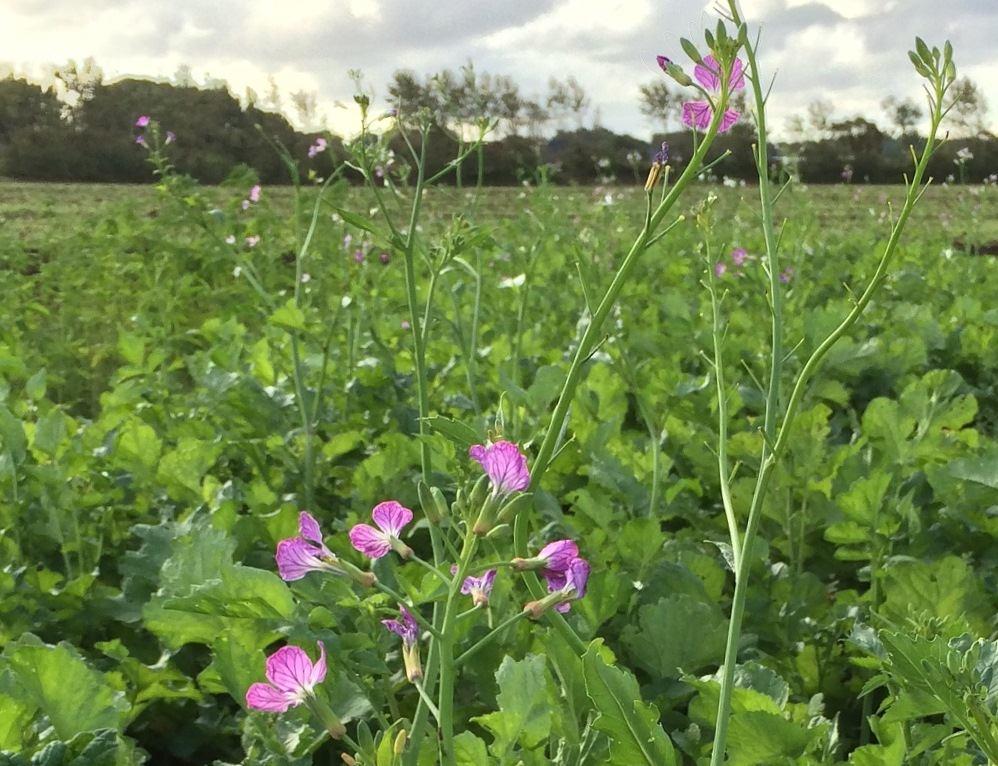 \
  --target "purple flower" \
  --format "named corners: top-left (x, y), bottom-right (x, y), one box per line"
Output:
top-left (553, 558), bottom-right (591, 613)
top-left (383, 604), bottom-right (423, 682)
top-left (780, 267), bottom-right (794, 284)
top-left (349, 501), bottom-right (413, 560)
top-left (382, 604), bottom-right (419, 647)
top-left (379, 252), bottom-right (390, 265)
top-left (249, 184), bottom-right (262, 203)
top-left (714, 261), bottom-right (727, 277)
top-left (165, 130), bottom-right (176, 145)
top-left (538, 539), bottom-right (579, 576)
top-left (275, 511), bottom-right (339, 581)
top-left (353, 249), bottom-right (366, 264)
top-left (308, 137), bottom-right (328, 159)
top-left (135, 115), bottom-right (150, 128)
top-left (655, 55), bottom-right (672, 71)
top-left (453, 568), bottom-right (497, 607)
top-left (468, 440), bottom-right (530, 495)
top-left (682, 55), bottom-right (743, 134)
top-left (731, 247), bottom-right (748, 266)
top-left (653, 141), bottom-right (669, 165)
top-left (135, 135), bottom-right (147, 146)
top-left (245, 642), bottom-right (327, 713)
